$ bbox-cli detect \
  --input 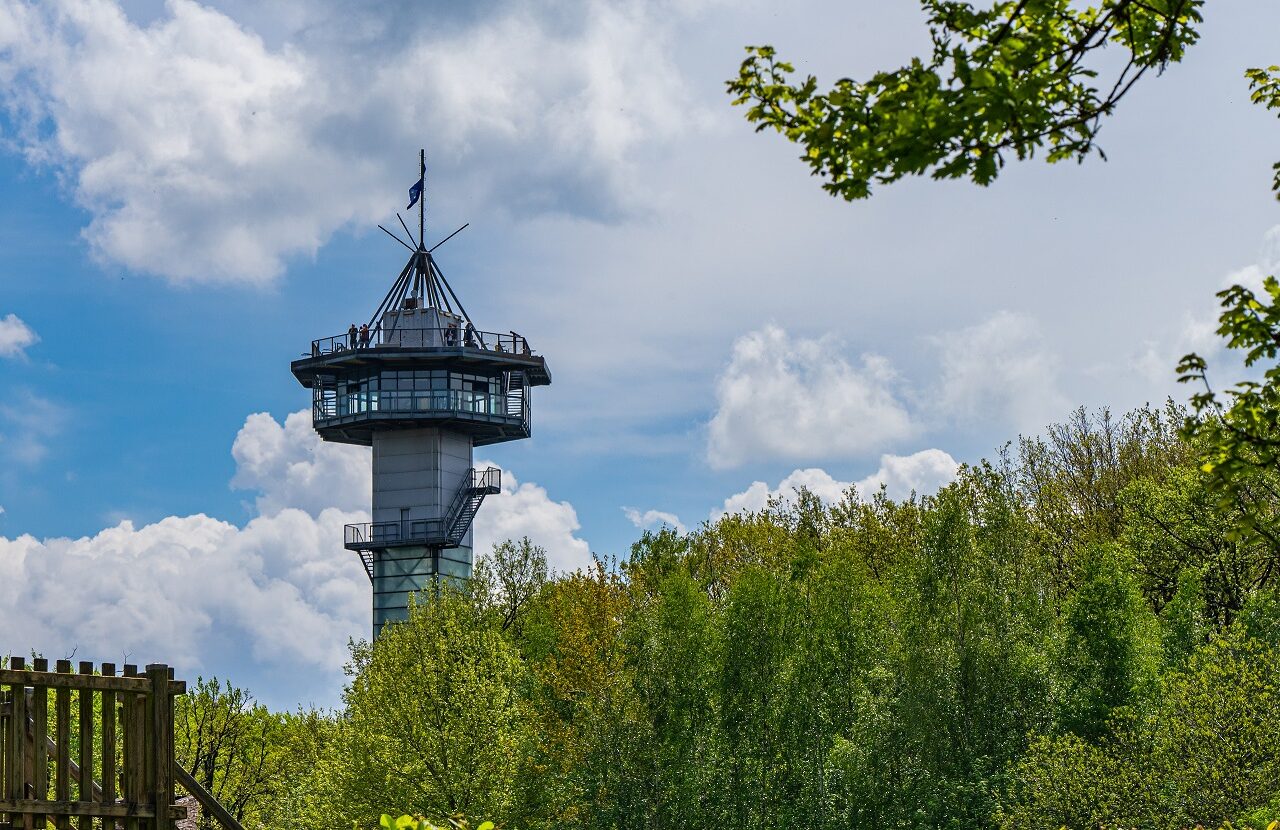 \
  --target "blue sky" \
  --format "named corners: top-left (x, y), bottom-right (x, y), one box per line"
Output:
top-left (2, 0), bottom-right (1279, 708)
